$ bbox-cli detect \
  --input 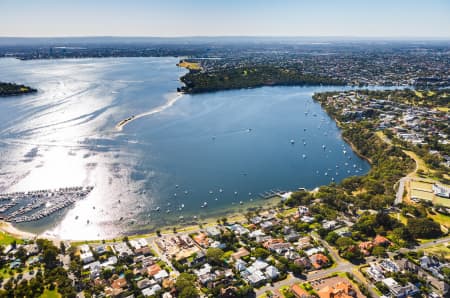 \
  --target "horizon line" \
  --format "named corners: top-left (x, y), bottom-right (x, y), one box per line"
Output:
top-left (1, 35), bottom-right (450, 40)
